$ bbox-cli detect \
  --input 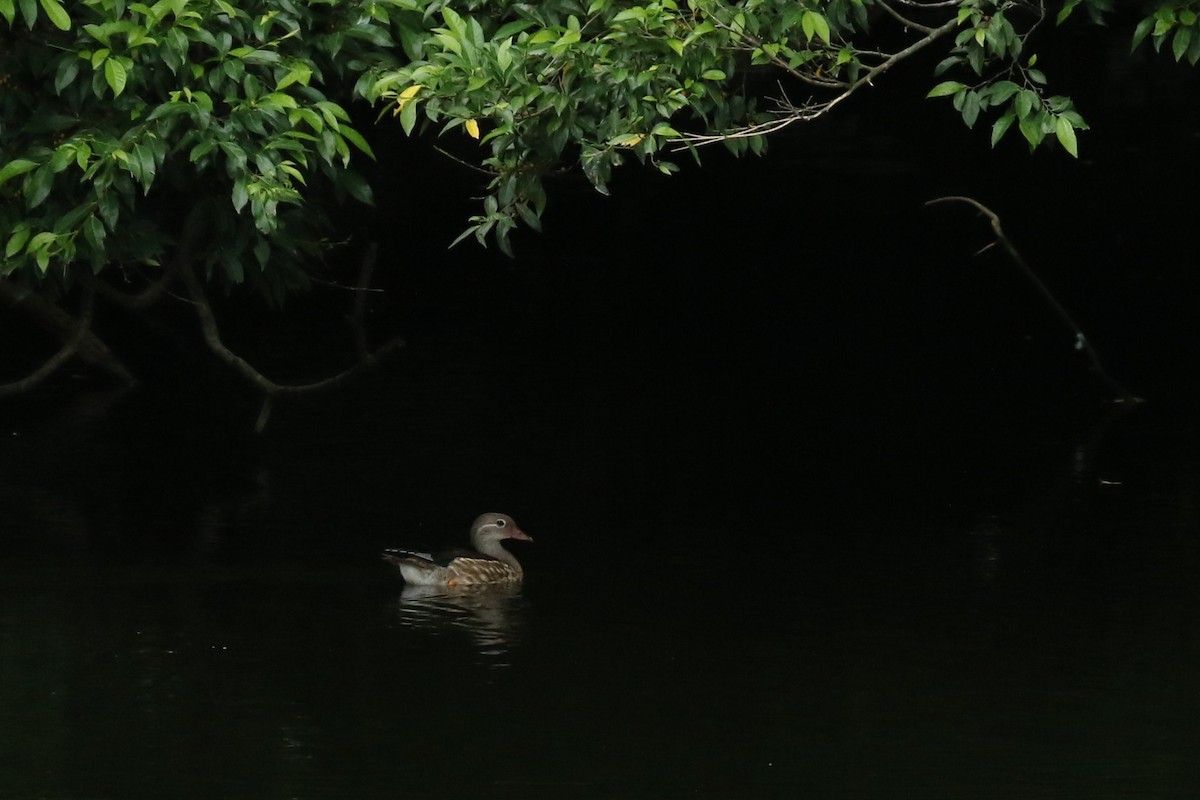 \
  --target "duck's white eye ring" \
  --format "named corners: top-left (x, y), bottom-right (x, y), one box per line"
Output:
top-left (495, 518), bottom-right (507, 528)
